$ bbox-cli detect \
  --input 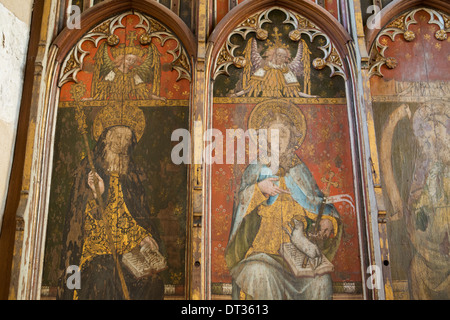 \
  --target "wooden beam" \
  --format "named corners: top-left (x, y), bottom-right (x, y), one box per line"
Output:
top-left (0, 0), bottom-right (45, 300)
